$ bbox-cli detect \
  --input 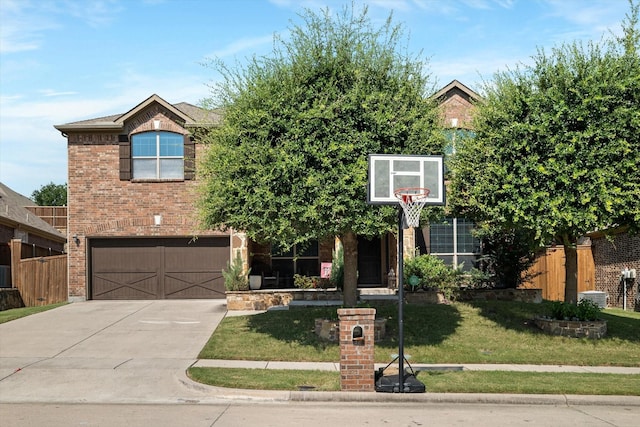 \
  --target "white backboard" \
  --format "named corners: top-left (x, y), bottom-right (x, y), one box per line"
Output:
top-left (367, 154), bottom-right (445, 205)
